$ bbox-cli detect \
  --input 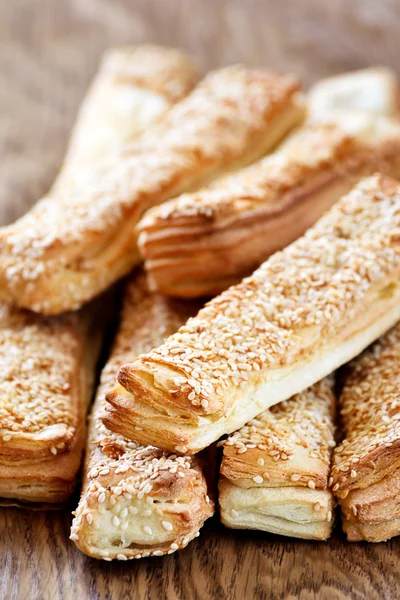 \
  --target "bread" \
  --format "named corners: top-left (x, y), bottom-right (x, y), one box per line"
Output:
top-left (308, 67), bottom-right (399, 121)
top-left (59, 45), bottom-right (197, 174)
top-left (331, 323), bottom-right (400, 542)
top-left (219, 377), bottom-right (336, 540)
top-left (71, 273), bottom-right (214, 560)
top-left (0, 66), bottom-right (304, 315)
top-left (0, 303), bottom-right (102, 504)
top-left (137, 115), bottom-right (400, 297)
top-left (104, 174), bottom-right (400, 454)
